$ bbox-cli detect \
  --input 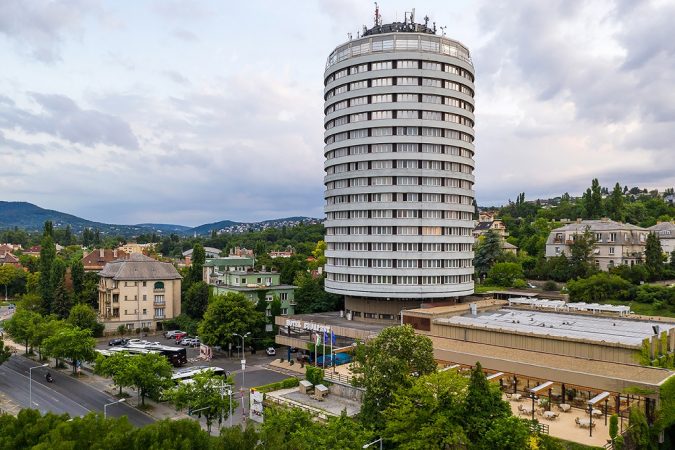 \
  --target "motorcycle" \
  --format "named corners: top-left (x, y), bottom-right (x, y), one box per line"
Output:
top-left (45, 373), bottom-right (54, 383)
